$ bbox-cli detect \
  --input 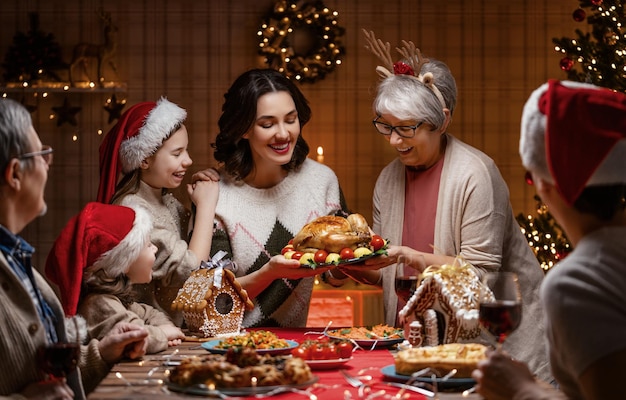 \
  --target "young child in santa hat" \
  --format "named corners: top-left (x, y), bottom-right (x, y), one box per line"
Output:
top-left (473, 80), bottom-right (626, 400)
top-left (46, 202), bottom-right (185, 354)
top-left (97, 97), bottom-right (219, 325)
